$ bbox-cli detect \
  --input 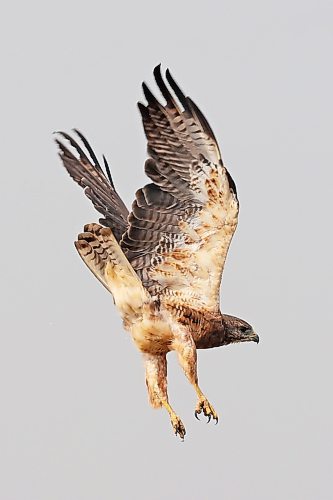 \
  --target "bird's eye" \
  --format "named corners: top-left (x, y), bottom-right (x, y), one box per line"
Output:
top-left (240, 326), bottom-right (249, 333)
